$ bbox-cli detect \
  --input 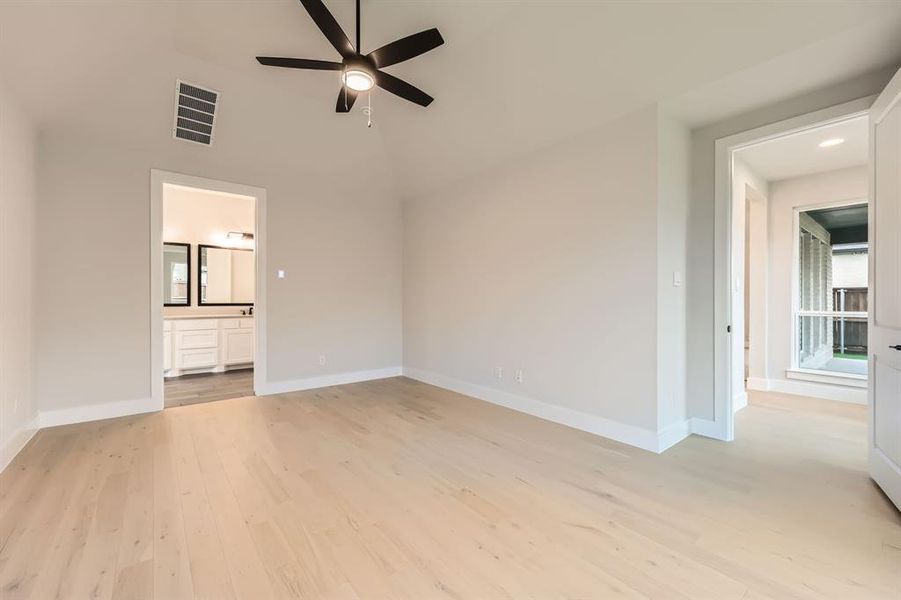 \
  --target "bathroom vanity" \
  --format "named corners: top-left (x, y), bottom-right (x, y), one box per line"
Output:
top-left (163, 315), bottom-right (254, 378)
